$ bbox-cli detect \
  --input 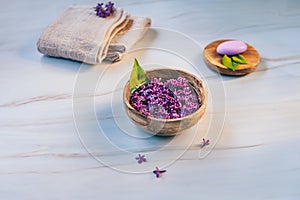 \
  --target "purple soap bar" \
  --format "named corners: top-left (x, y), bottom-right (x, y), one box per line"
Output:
top-left (216, 40), bottom-right (247, 55)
